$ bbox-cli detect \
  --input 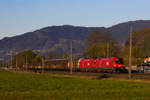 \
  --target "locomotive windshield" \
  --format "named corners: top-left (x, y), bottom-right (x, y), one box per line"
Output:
top-left (115, 58), bottom-right (123, 64)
